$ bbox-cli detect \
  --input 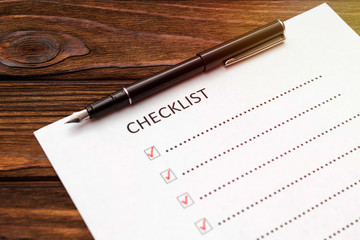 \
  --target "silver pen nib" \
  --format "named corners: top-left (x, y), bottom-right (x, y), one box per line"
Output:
top-left (65, 109), bottom-right (89, 124)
